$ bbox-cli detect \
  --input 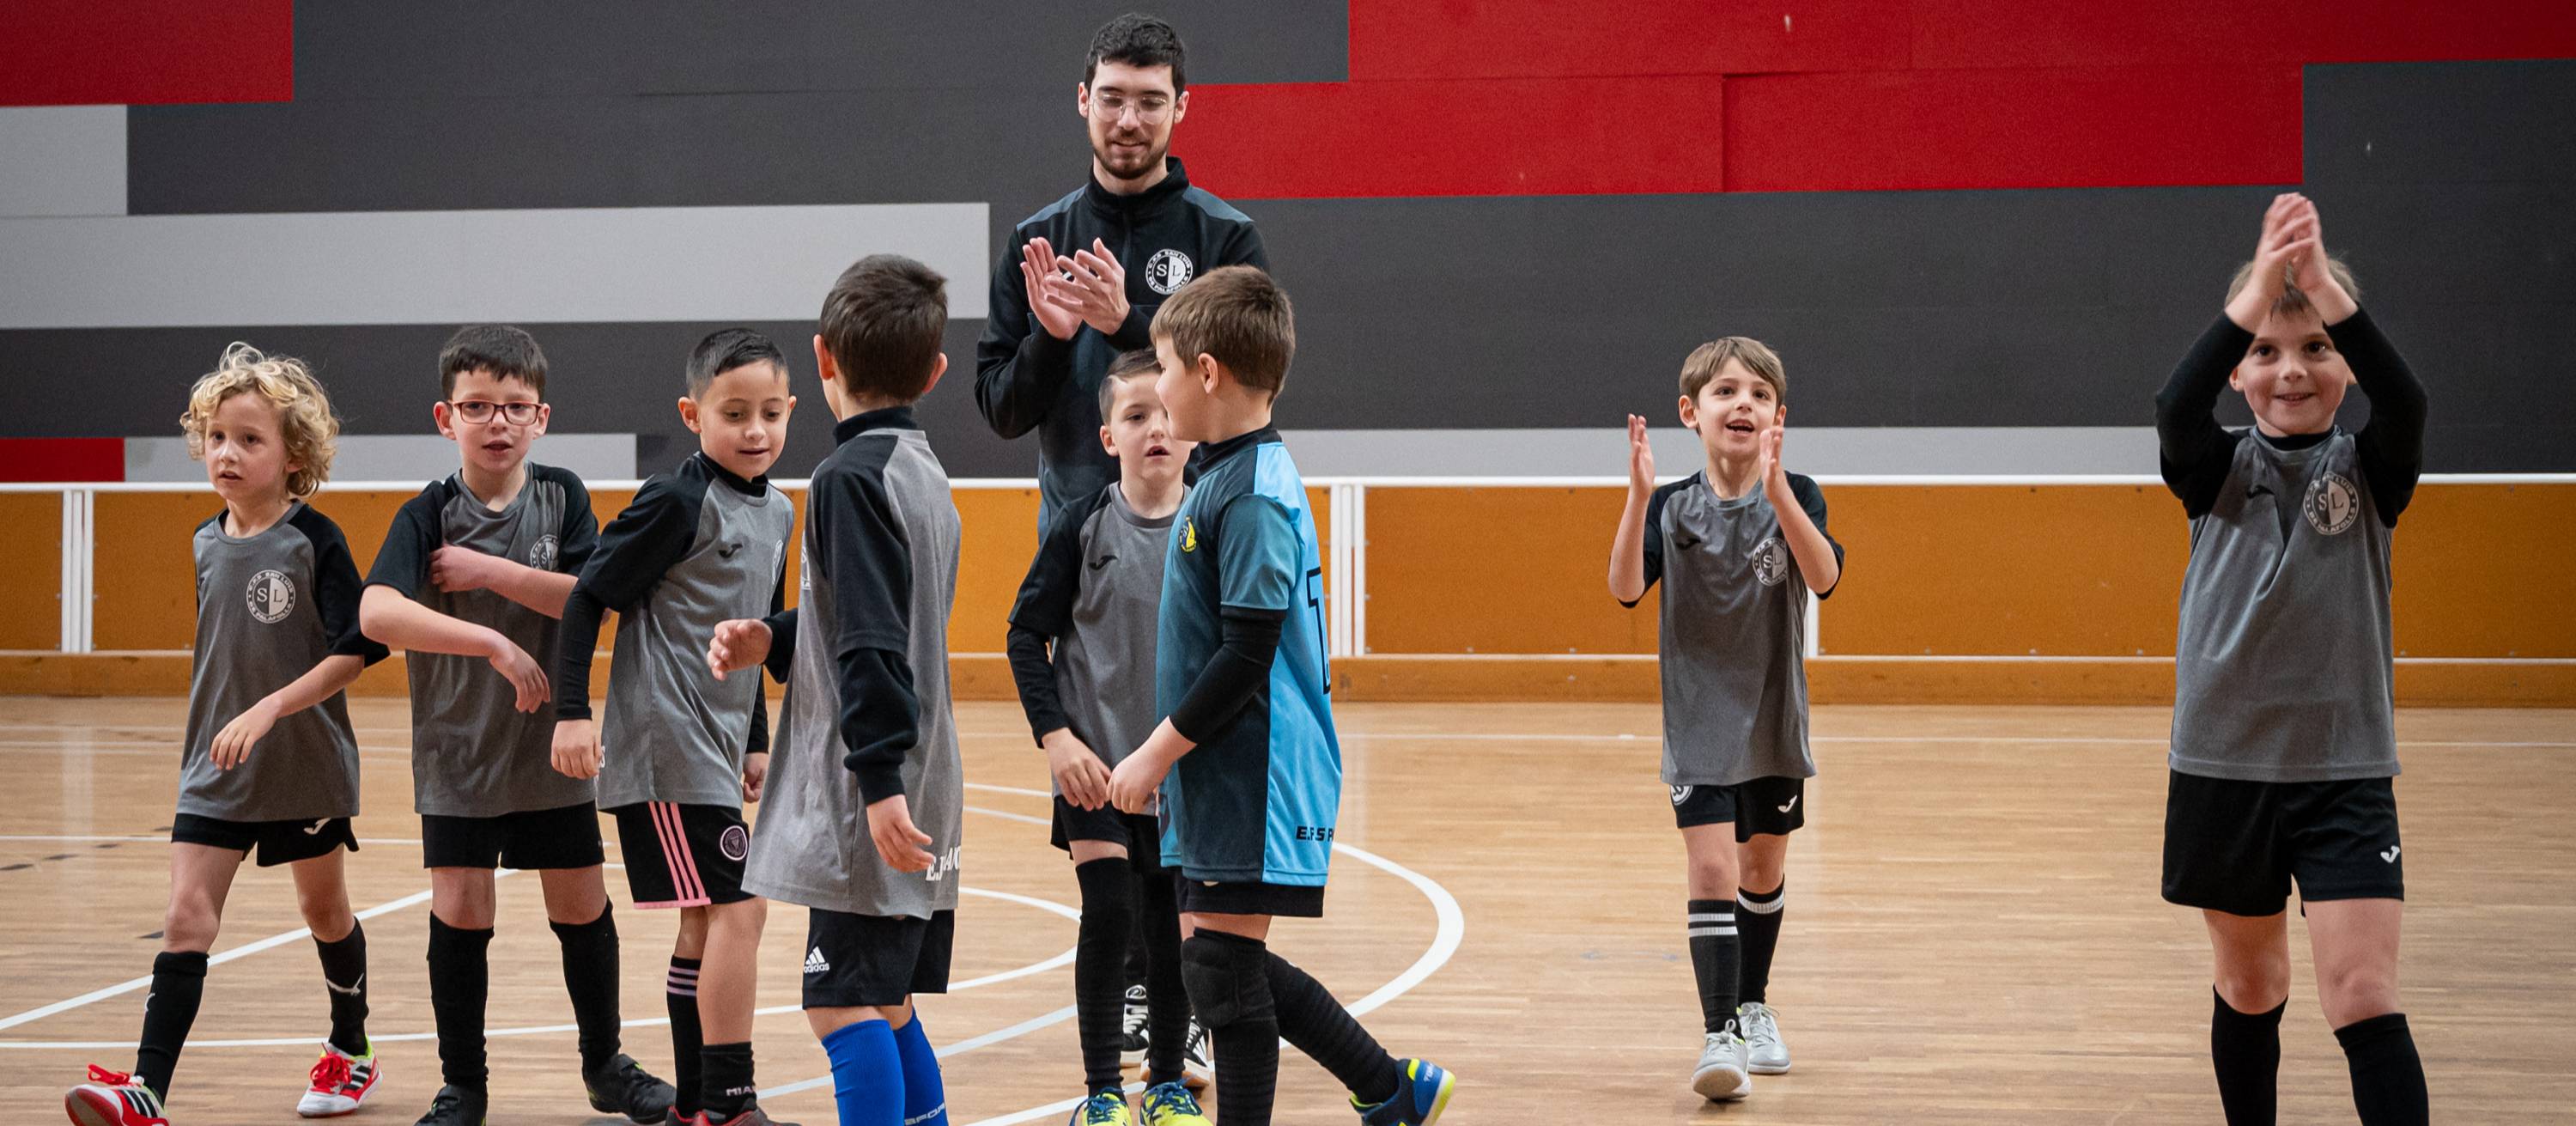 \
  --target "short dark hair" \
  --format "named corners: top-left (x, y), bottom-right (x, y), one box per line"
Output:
top-left (1097, 348), bottom-right (1162, 417)
top-left (1151, 266), bottom-right (1294, 398)
top-left (686, 327), bottom-right (786, 397)
top-left (819, 254), bottom-right (948, 403)
top-left (1086, 12), bottom-right (1186, 93)
top-left (440, 325), bottom-right (547, 399)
